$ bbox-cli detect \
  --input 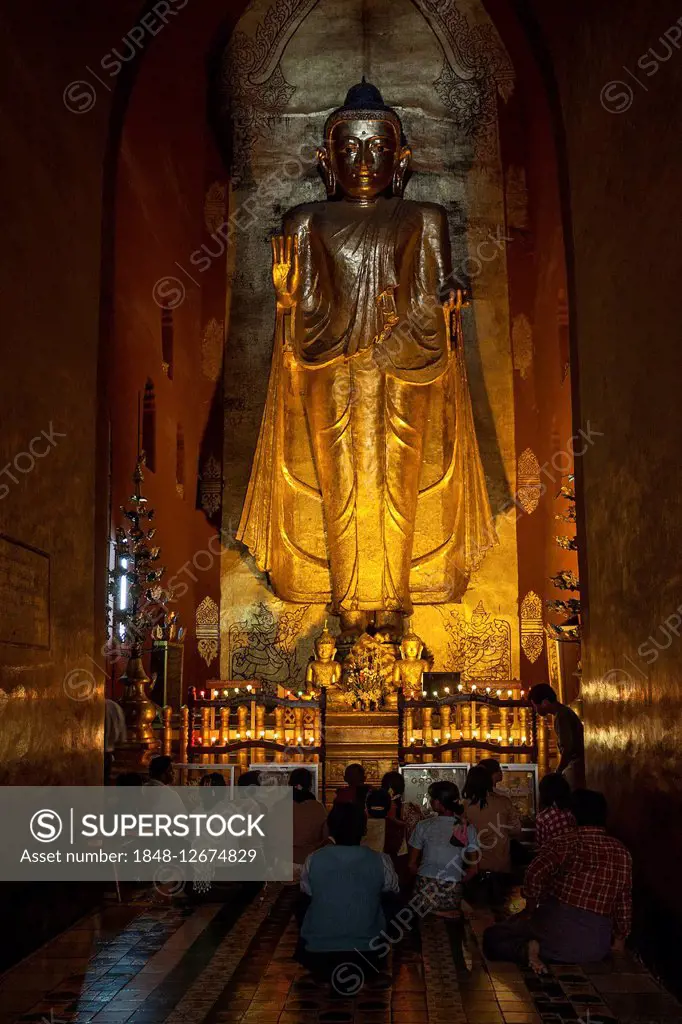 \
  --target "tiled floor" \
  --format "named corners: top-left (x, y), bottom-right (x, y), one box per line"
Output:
top-left (0, 885), bottom-right (680, 1024)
